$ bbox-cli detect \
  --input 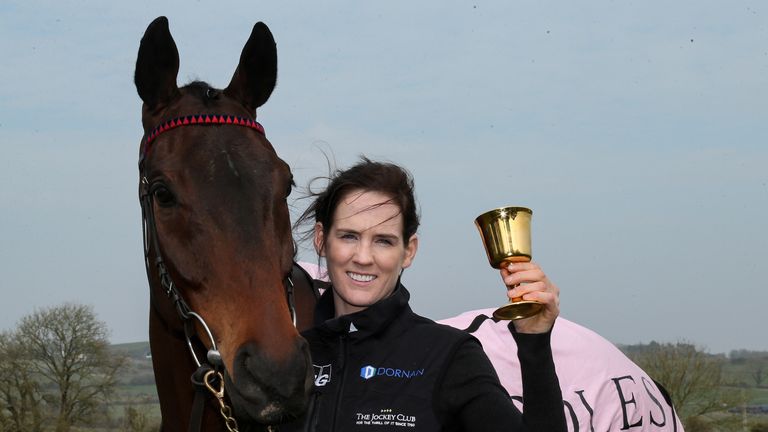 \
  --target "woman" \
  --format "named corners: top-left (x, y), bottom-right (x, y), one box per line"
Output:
top-left (284, 158), bottom-right (566, 431)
